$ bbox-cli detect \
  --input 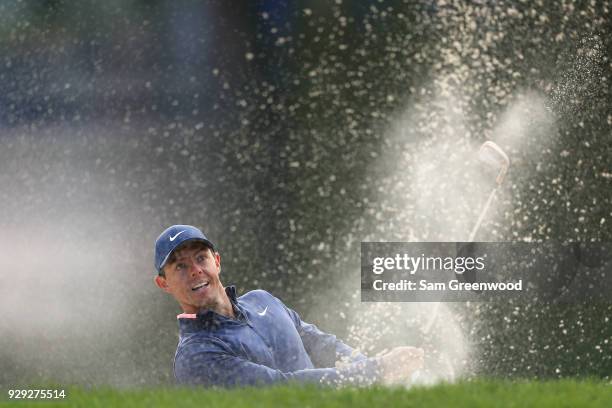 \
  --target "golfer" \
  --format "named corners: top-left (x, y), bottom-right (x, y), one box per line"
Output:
top-left (154, 224), bottom-right (424, 387)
